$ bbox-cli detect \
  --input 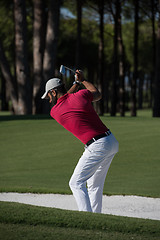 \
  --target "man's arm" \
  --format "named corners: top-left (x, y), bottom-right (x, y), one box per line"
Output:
top-left (81, 80), bottom-right (102, 102)
top-left (67, 82), bottom-right (80, 94)
top-left (75, 70), bottom-right (102, 102)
